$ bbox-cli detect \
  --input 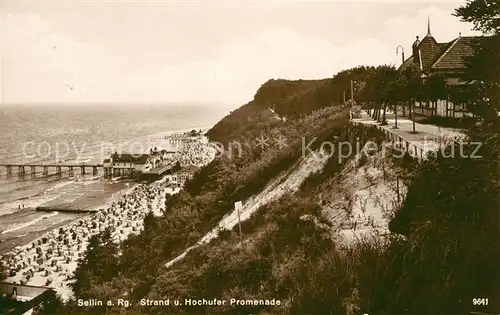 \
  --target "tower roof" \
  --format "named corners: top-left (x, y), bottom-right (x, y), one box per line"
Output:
top-left (418, 35), bottom-right (442, 69)
top-left (412, 35), bottom-right (421, 48)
